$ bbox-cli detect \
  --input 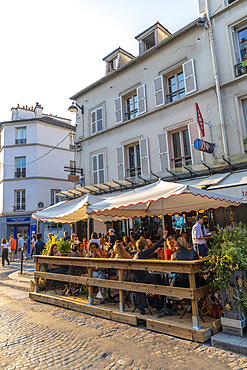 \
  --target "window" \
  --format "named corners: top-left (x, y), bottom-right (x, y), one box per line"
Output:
top-left (51, 189), bottom-right (61, 206)
top-left (108, 58), bottom-right (118, 72)
top-left (91, 107), bottom-right (103, 134)
top-left (158, 122), bottom-right (202, 171)
top-left (92, 153), bottom-right (104, 184)
top-left (15, 127), bottom-right (26, 145)
top-left (233, 25), bottom-right (247, 77)
top-left (14, 190), bottom-right (25, 211)
top-left (228, 0), bottom-right (237, 4)
top-left (167, 72), bottom-right (185, 103)
top-left (170, 128), bottom-right (192, 168)
top-left (114, 84), bottom-right (146, 124)
top-left (237, 27), bottom-right (247, 62)
top-left (116, 137), bottom-right (150, 179)
top-left (125, 93), bottom-right (138, 121)
top-left (69, 134), bottom-right (75, 150)
top-left (242, 99), bottom-right (247, 136)
top-left (127, 144), bottom-right (141, 177)
top-left (154, 59), bottom-right (197, 108)
top-left (15, 157), bottom-right (26, 178)
top-left (70, 160), bottom-right (76, 175)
